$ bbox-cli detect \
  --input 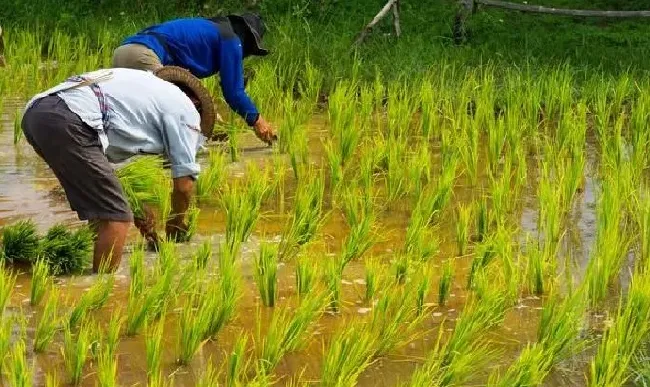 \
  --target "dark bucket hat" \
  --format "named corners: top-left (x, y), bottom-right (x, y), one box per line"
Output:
top-left (227, 13), bottom-right (269, 57)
